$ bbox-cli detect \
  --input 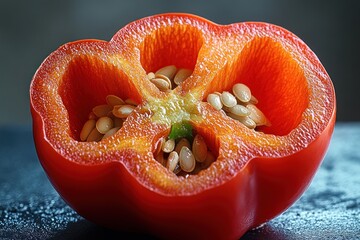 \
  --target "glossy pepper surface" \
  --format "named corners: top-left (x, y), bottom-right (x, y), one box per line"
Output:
top-left (30, 13), bottom-right (336, 240)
